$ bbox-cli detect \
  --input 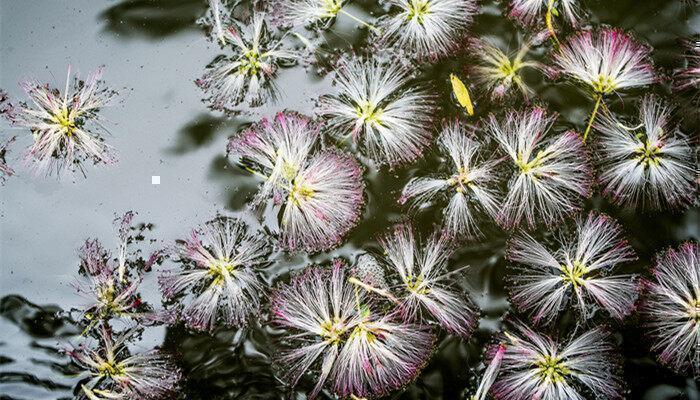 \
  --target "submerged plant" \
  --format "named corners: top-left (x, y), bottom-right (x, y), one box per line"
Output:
top-left (594, 95), bottom-right (697, 209)
top-left (72, 212), bottom-right (160, 331)
top-left (377, 0), bottom-right (478, 59)
top-left (67, 325), bottom-right (181, 400)
top-left (488, 322), bottom-right (623, 400)
top-left (507, 212), bottom-right (638, 325)
top-left (485, 108), bottom-right (591, 228)
top-left (271, 259), bottom-right (435, 398)
top-left (354, 223), bottom-right (479, 337)
top-left (159, 216), bottom-right (271, 332)
top-left (553, 29), bottom-right (656, 141)
top-left (8, 66), bottom-right (118, 175)
top-left (641, 242), bottom-right (700, 378)
top-left (197, 9), bottom-right (299, 112)
top-left (228, 111), bottom-right (365, 252)
top-left (399, 121), bottom-right (501, 237)
top-left (318, 57), bottom-right (435, 166)
top-left (0, 135), bottom-right (16, 183)
top-left (471, 39), bottom-right (538, 100)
